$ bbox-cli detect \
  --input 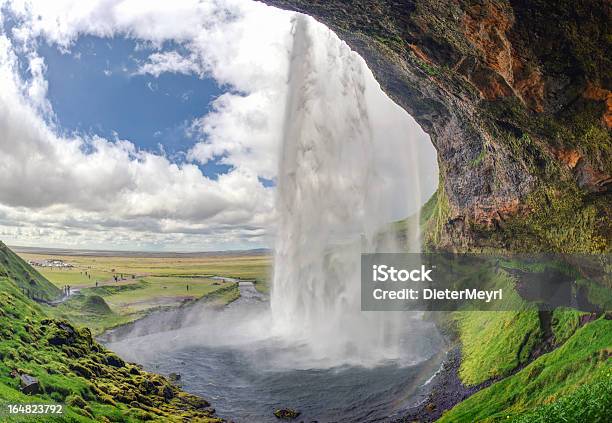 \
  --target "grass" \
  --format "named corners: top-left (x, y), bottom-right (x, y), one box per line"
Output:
top-left (48, 276), bottom-right (241, 335)
top-left (47, 294), bottom-right (135, 336)
top-left (92, 276), bottom-right (236, 314)
top-left (509, 366), bottom-right (611, 422)
top-left (425, 250), bottom-right (609, 423)
top-left (422, 182), bottom-right (451, 248)
top-left (0, 244), bottom-right (60, 301)
top-left (15, 251), bottom-right (270, 334)
top-left (443, 266), bottom-right (543, 385)
top-left (439, 317), bottom-right (612, 422)
top-left (0, 243), bottom-right (222, 422)
top-left (551, 307), bottom-right (584, 345)
top-left (33, 268), bottom-right (116, 288)
top-left (455, 307), bottom-right (541, 385)
top-left (19, 252), bottom-right (272, 292)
